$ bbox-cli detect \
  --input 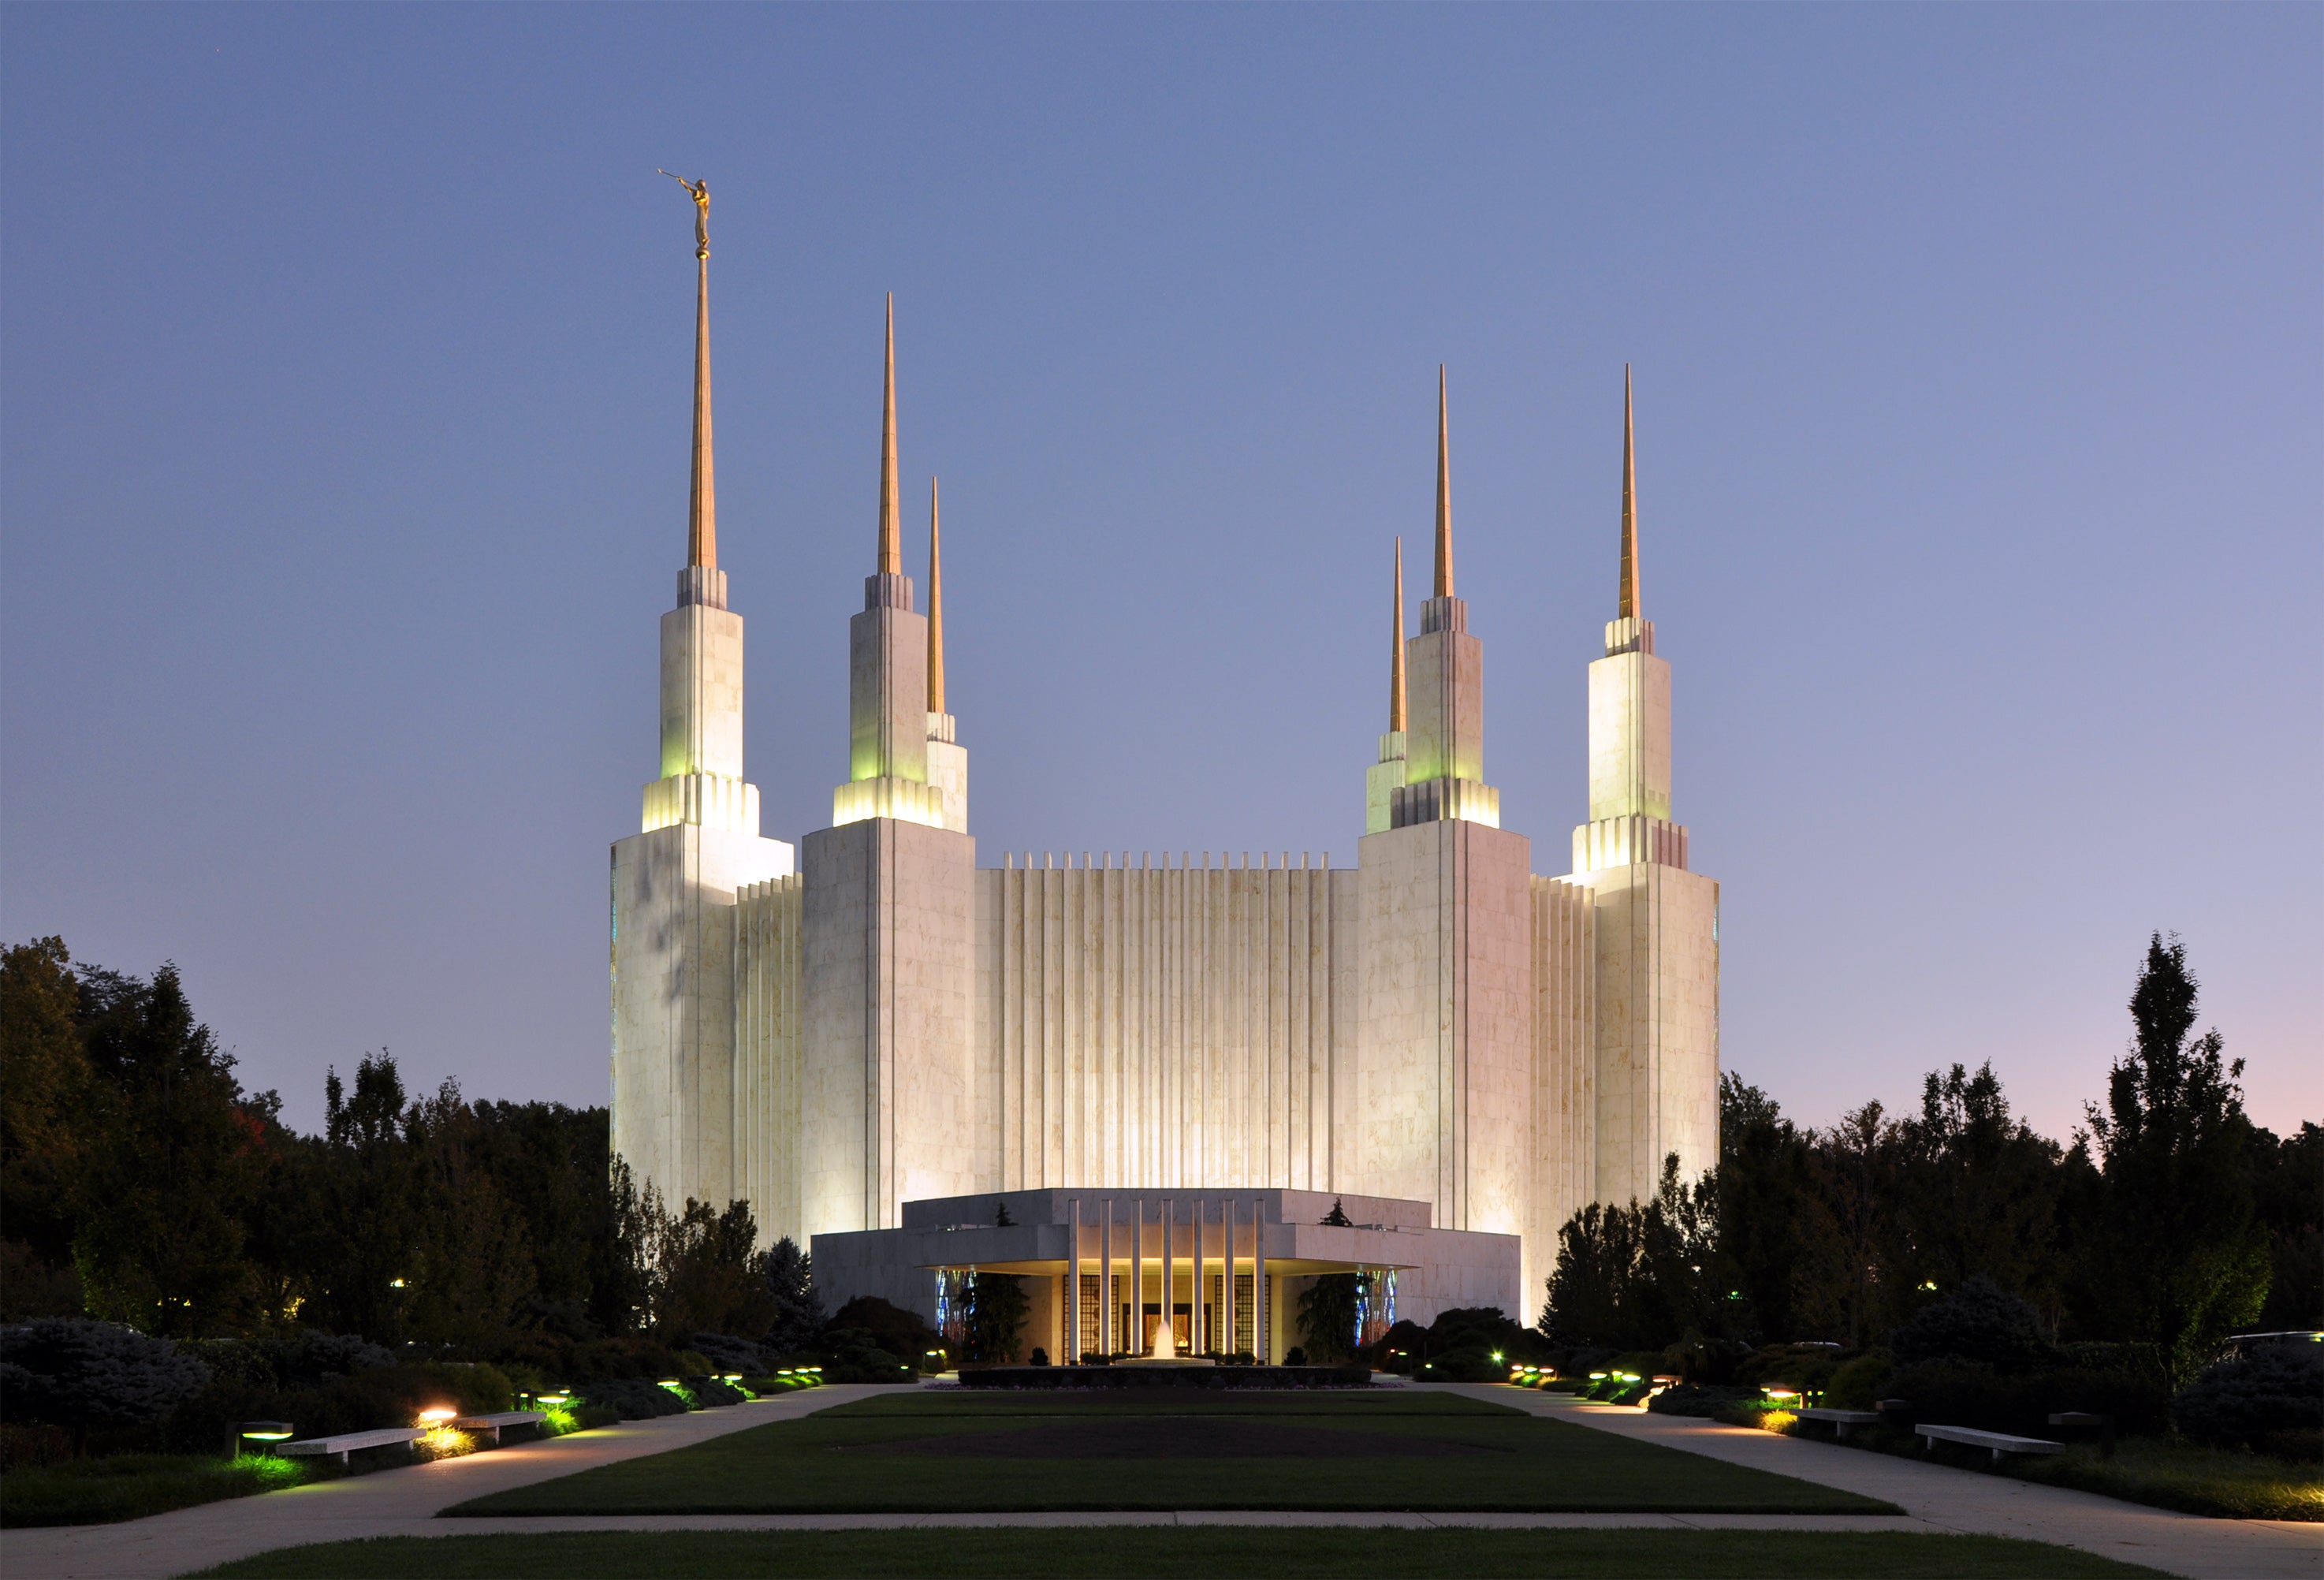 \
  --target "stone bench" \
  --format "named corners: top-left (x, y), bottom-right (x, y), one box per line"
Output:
top-left (1917, 1422), bottom-right (2064, 1463)
top-left (1797, 1407), bottom-right (1881, 1440)
top-left (452, 1410), bottom-right (546, 1444)
top-left (275, 1427), bottom-right (422, 1464)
